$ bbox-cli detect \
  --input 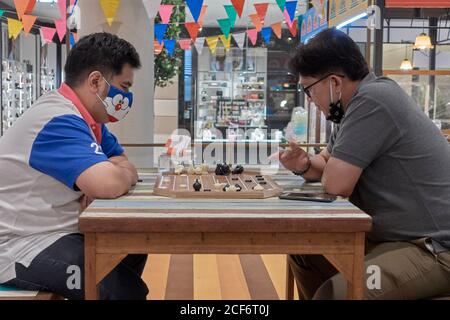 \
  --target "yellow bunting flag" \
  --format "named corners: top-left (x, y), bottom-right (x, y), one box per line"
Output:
top-left (219, 35), bottom-right (231, 51)
top-left (99, 0), bottom-right (121, 26)
top-left (22, 15), bottom-right (37, 35)
top-left (8, 18), bottom-right (23, 39)
top-left (206, 36), bottom-right (219, 55)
